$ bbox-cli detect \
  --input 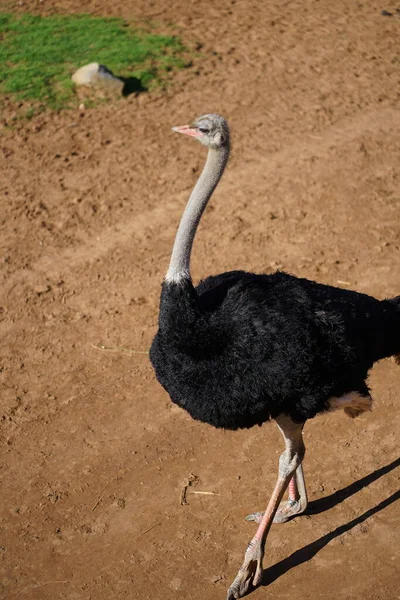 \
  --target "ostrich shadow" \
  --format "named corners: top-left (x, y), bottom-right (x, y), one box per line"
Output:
top-left (305, 455), bottom-right (400, 516)
top-left (261, 456), bottom-right (400, 588)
